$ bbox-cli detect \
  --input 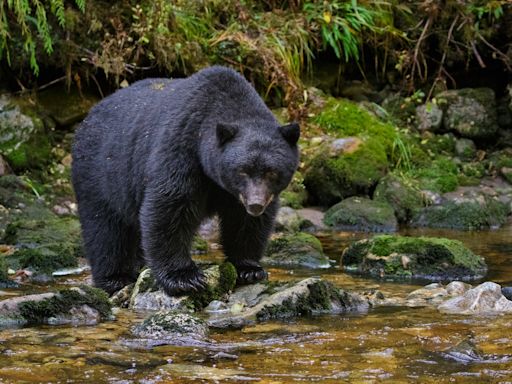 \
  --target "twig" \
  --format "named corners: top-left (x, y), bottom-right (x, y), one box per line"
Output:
top-left (410, 16), bottom-right (432, 89)
top-left (36, 75), bottom-right (67, 92)
top-left (477, 33), bottom-right (512, 71)
top-left (471, 41), bottom-right (486, 68)
top-left (427, 15), bottom-right (459, 99)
